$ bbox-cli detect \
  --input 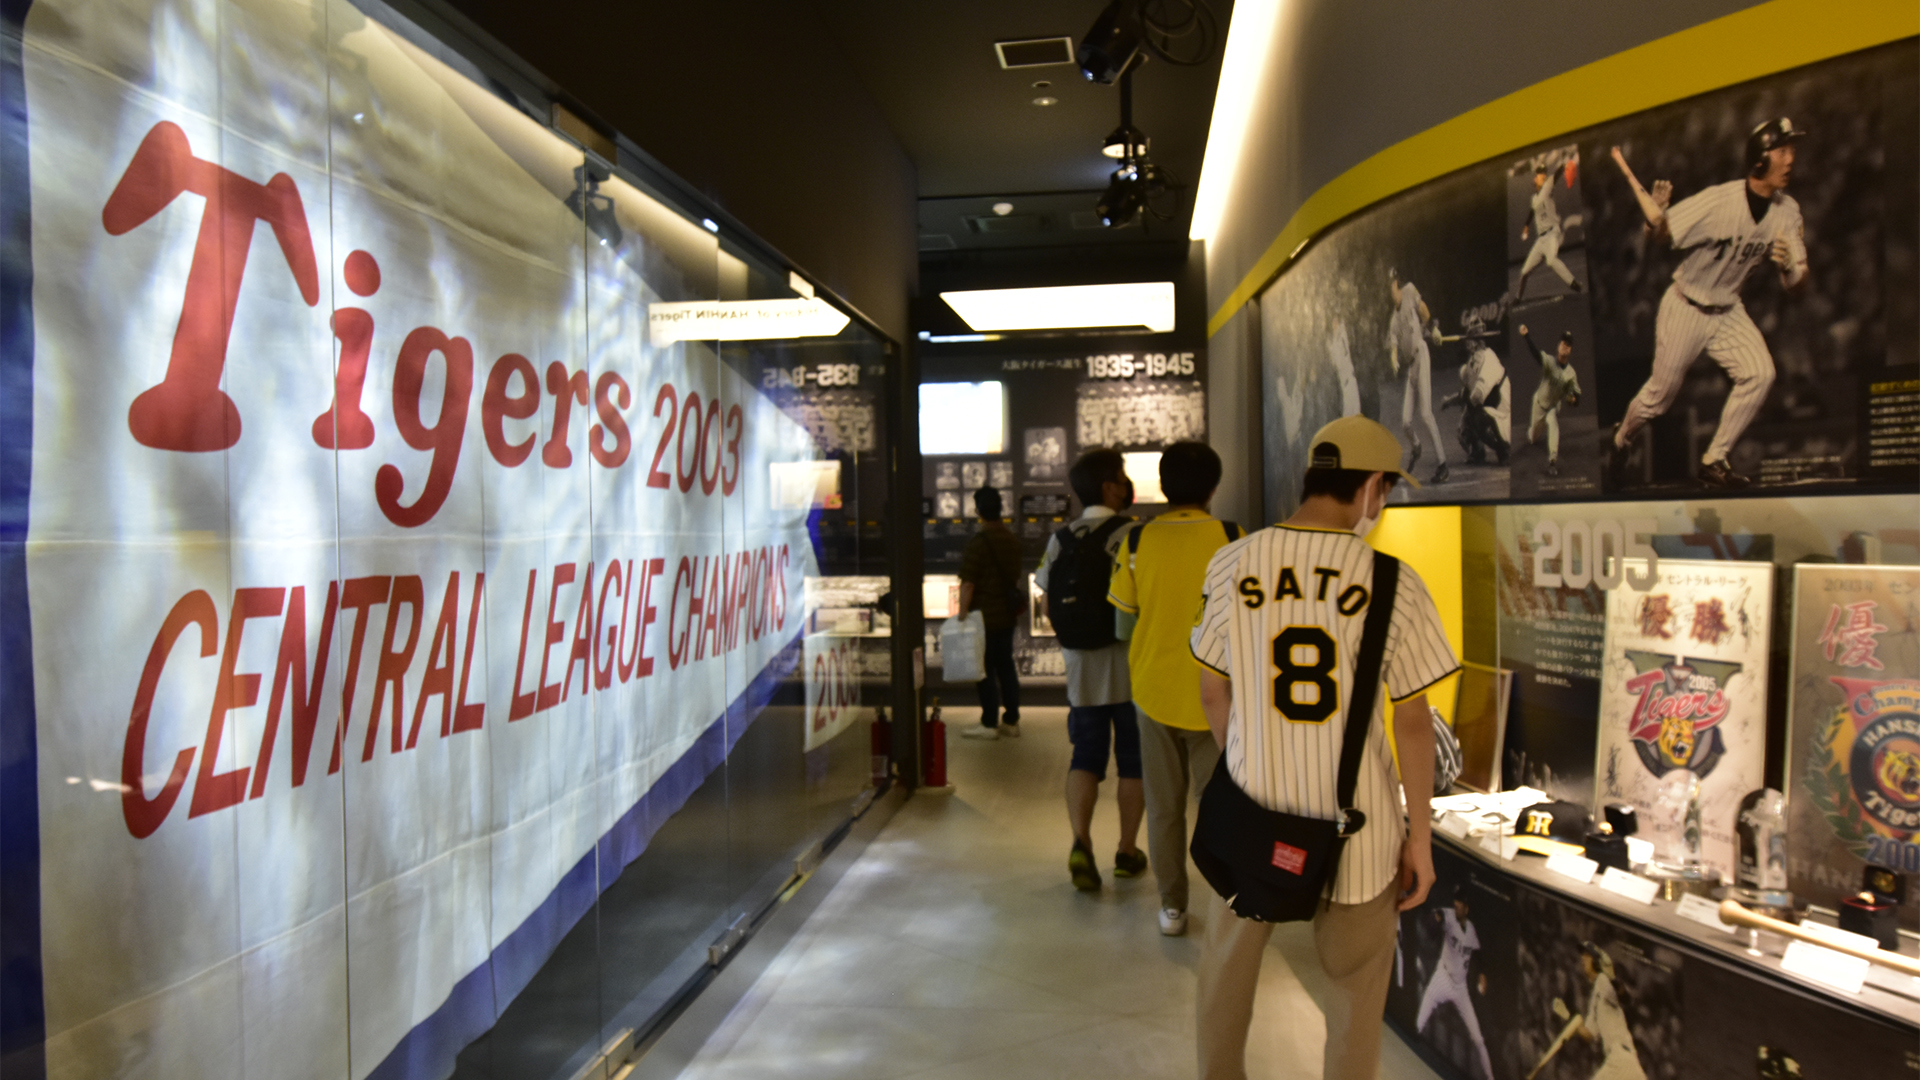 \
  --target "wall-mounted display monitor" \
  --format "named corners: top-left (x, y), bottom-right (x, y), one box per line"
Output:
top-left (919, 381), bottom-right (1007, 455)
